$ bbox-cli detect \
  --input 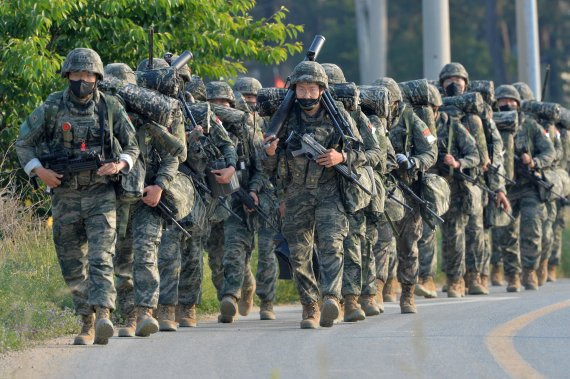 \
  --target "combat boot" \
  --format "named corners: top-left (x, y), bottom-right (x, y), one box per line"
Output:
top-left (320, 296), bottom-right (340, 327)
top-left (157, 304), bottom-right (177, 331)
top-left (343, 295), bottom-right (365, 322)
top-left (359, 295), bottom-right (381, 316)
top-left (94, 306), bottom-right (114, 345)
top-left (522, 268), bottom-right (539, 291)
top-left (548, 266), bottom-right (558, 282)
top-left (491, 264), bottom-right (505, 286)
top-left (135, 306), bottom-right (159, 337)
top-left (424, 276), bottom-right (438, 298)
top-left (238, 281), bottom-right (256, 317)
top-left (118, 311), bottom-right (136, 337)
top-left (400, 284), bottom-right (417, 314)
top-left (73, 313), bottom-right (95, 345)
top-left (300, 302), bottom-right (320, 329)
top-left (383, 278), bottom-right (397, 303)
top-left (537, 260), bottom-right (548, 286)
top-left (480, 274), bottom-right (489, 292)
top-left (260, 300), bottom-right (276, 320)
top-left (178, 304), bottom-right (197, 327)
top-left (447, 277), bottom-right (463, 298)
top-left (506, 273), bottom-right (521, 292)
top-left (375, 279), bottom-right (385, 313)
top-left (219, 295), bottom-right (238, 323)
top-left (414, 277), bottom-right (431, 297)
top-left (467, 272), bottom-right (488, 295)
